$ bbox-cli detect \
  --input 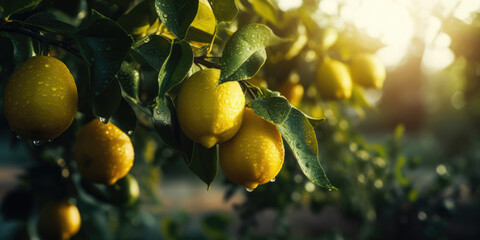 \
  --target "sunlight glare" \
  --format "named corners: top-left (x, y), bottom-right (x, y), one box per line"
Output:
top-left (276, 0), bottom-right (302, 12)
